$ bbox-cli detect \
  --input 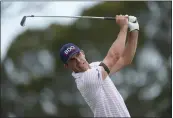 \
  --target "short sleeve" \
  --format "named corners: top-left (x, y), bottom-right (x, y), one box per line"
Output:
top-left (83, 66), bottom-right (103, 87)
